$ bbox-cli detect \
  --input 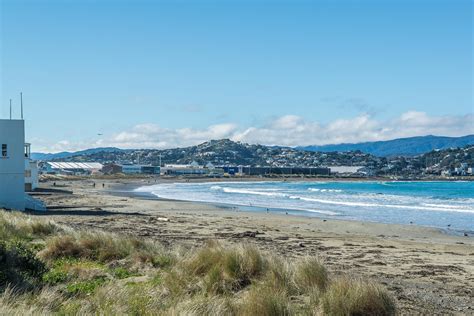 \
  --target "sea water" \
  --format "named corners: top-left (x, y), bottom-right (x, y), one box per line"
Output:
top-left (135, 181), bottom-right (474, 235)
